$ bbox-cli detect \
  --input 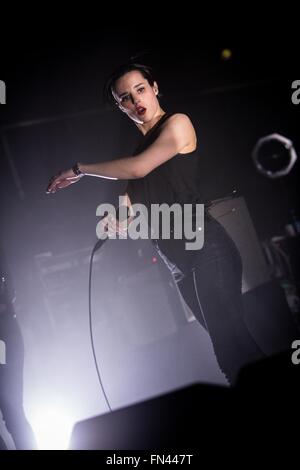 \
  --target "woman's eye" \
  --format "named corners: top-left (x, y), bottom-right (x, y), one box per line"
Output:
top-left (137, 87), bottom-right (144, 93)
top-left (121, 95), bottom-right (129, 103)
